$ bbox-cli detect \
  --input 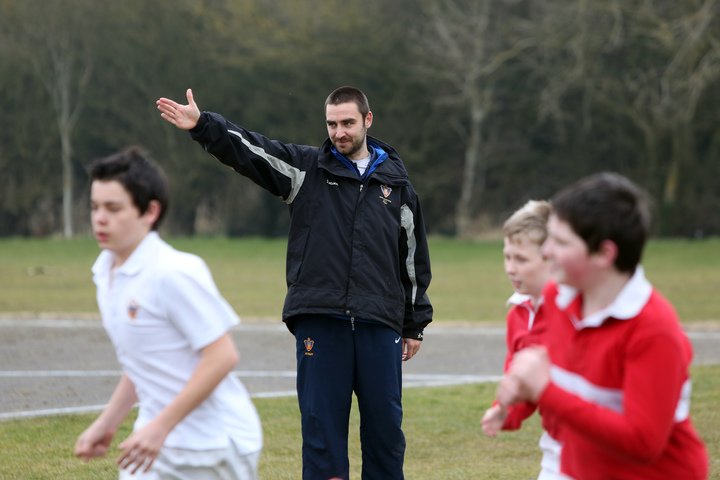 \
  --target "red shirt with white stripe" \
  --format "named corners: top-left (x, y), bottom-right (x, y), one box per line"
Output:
top-left (501, 293), bottom-right (548, 430)
top-left (539, 268), bottom-right (708, 479)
